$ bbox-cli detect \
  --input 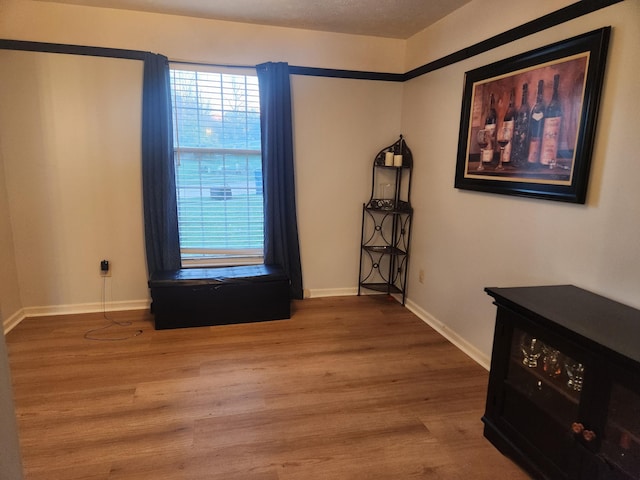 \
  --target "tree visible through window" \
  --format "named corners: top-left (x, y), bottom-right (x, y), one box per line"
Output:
top-left (170, 68), bottom-right (263, 265)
